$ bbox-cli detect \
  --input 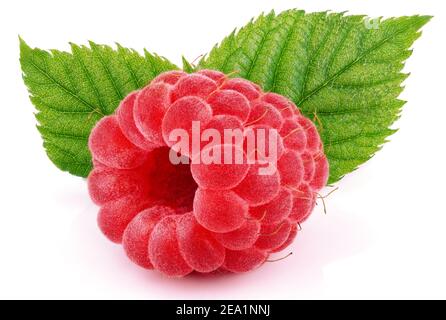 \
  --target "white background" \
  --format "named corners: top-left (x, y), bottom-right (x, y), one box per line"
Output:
top-left (0, 0), bottom-right (445, 299)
